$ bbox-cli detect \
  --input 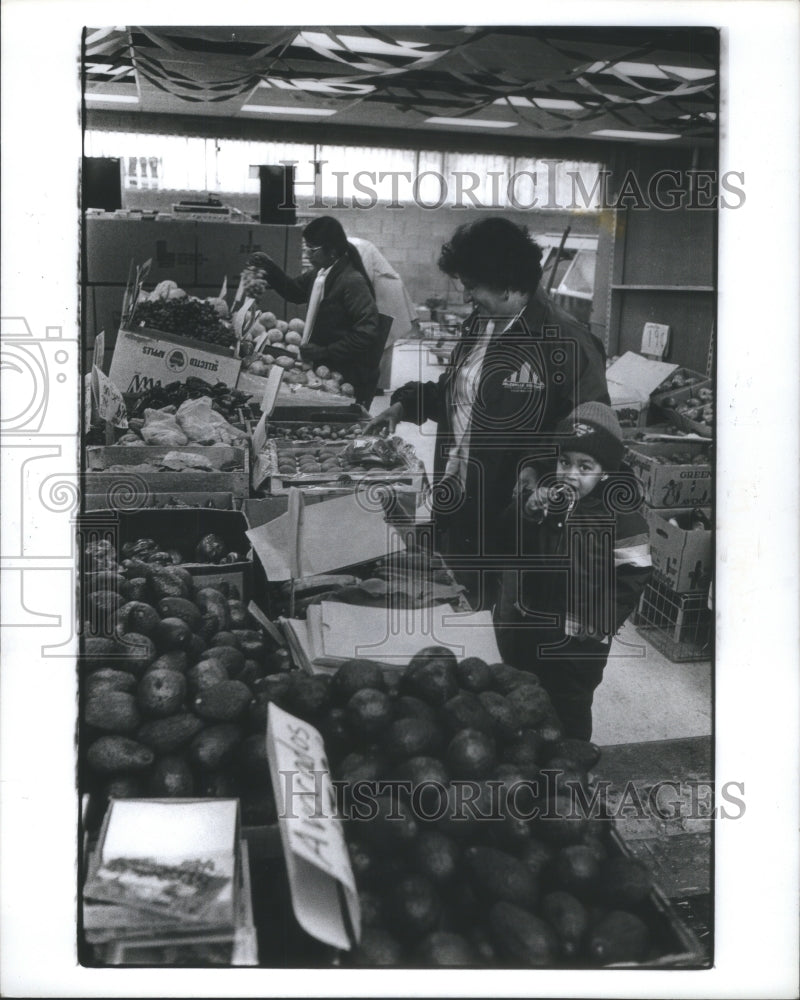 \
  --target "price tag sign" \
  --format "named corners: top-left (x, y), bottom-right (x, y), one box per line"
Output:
top-left (92, 364), bottom-right (128, 428)
top-left (84, 372), bottom-right (94, 434)
top-left (246, 600), bottom-right (285, 649)
top-left (249, 367), bottom-right (281, 457)
top-left (641, 322), bottom-right (671, 359)
top-left (260, 364), bottom-right (284, 415)
top-left (267, 704), bottom-right (359, 950)
top-left (92, 330), bottom-right (106, 372)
